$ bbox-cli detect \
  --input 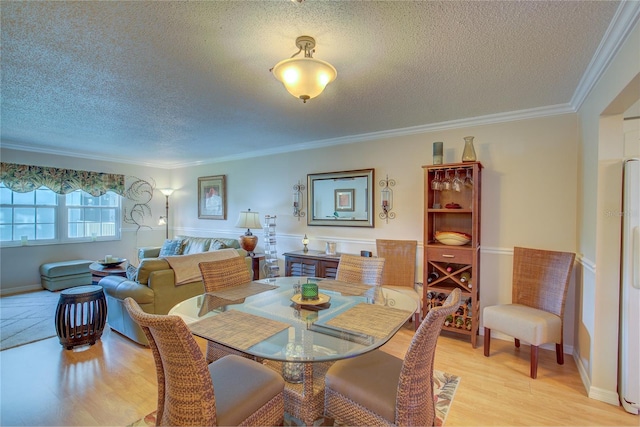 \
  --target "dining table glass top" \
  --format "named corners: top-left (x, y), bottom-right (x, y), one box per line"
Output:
top-left (169, 276), bottom-right (417, 362)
